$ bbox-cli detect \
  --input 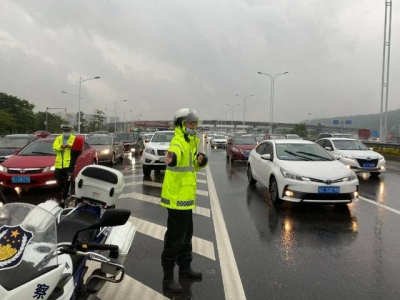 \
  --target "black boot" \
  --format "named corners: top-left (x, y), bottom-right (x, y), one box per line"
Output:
top-left (163, 268), bottom-right (183, 293)
top-left (179, 265), bottom-right (202, 279)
